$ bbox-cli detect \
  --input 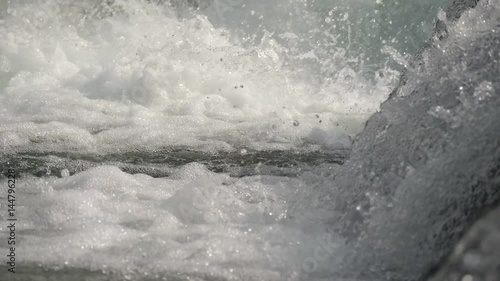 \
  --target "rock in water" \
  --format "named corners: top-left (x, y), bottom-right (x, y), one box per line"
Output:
top-left (324, 1), bottom-right (500, 280)
top-left (425, 206), bottom-right (500, 281)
